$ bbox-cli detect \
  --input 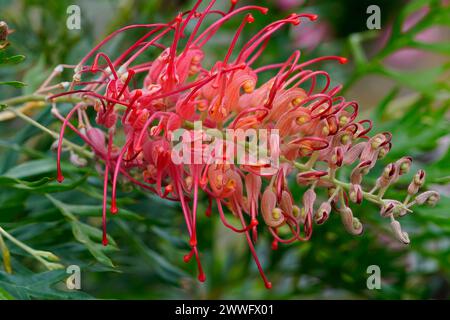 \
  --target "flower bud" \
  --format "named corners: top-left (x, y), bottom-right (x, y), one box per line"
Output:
top-left (370, 135), bottom-right (384, 149)
top-left (397, 157), bottom-right (412, 175)
top-left (350, 160), bottom-right (371, 185)
top-left (315, 202), bottom-right (331, 224)
top-left (349, 184), bottom-right (363, 204)
top-left (415, 191), bottom-right (440, 206)
top-left (377, 144), bottom-right (390, 159)
top-left (380, 202), bottom-right (395, 217)
top-left (339, 207), bottom-right (363, 235)
top-left (382, 163), bottom-right (396, 179)
top-left (390, 220), bottom-right (410, 244)
top-left (330, 147), bottom-right (343, 167)
top-left (70, 151), bottom-right (88, 167)
top-left (407, 181), bottom-right (420, 195)
top-left (0, 21), bottom-right (8, 42)
top-left (86, 127), bottom-right (107, 154)
top-left (413, 169), bottom-right (426, 186)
